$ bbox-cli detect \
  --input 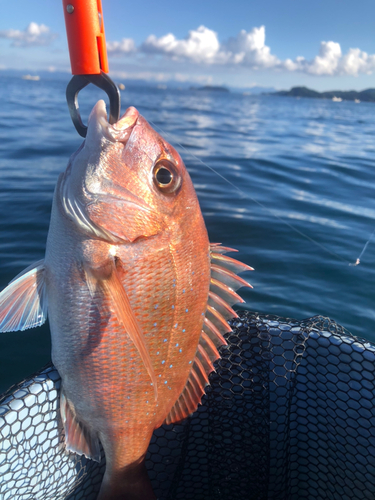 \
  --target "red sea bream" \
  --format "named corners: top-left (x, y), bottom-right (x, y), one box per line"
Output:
top-left (0, 101), bottom-right (252, 499)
